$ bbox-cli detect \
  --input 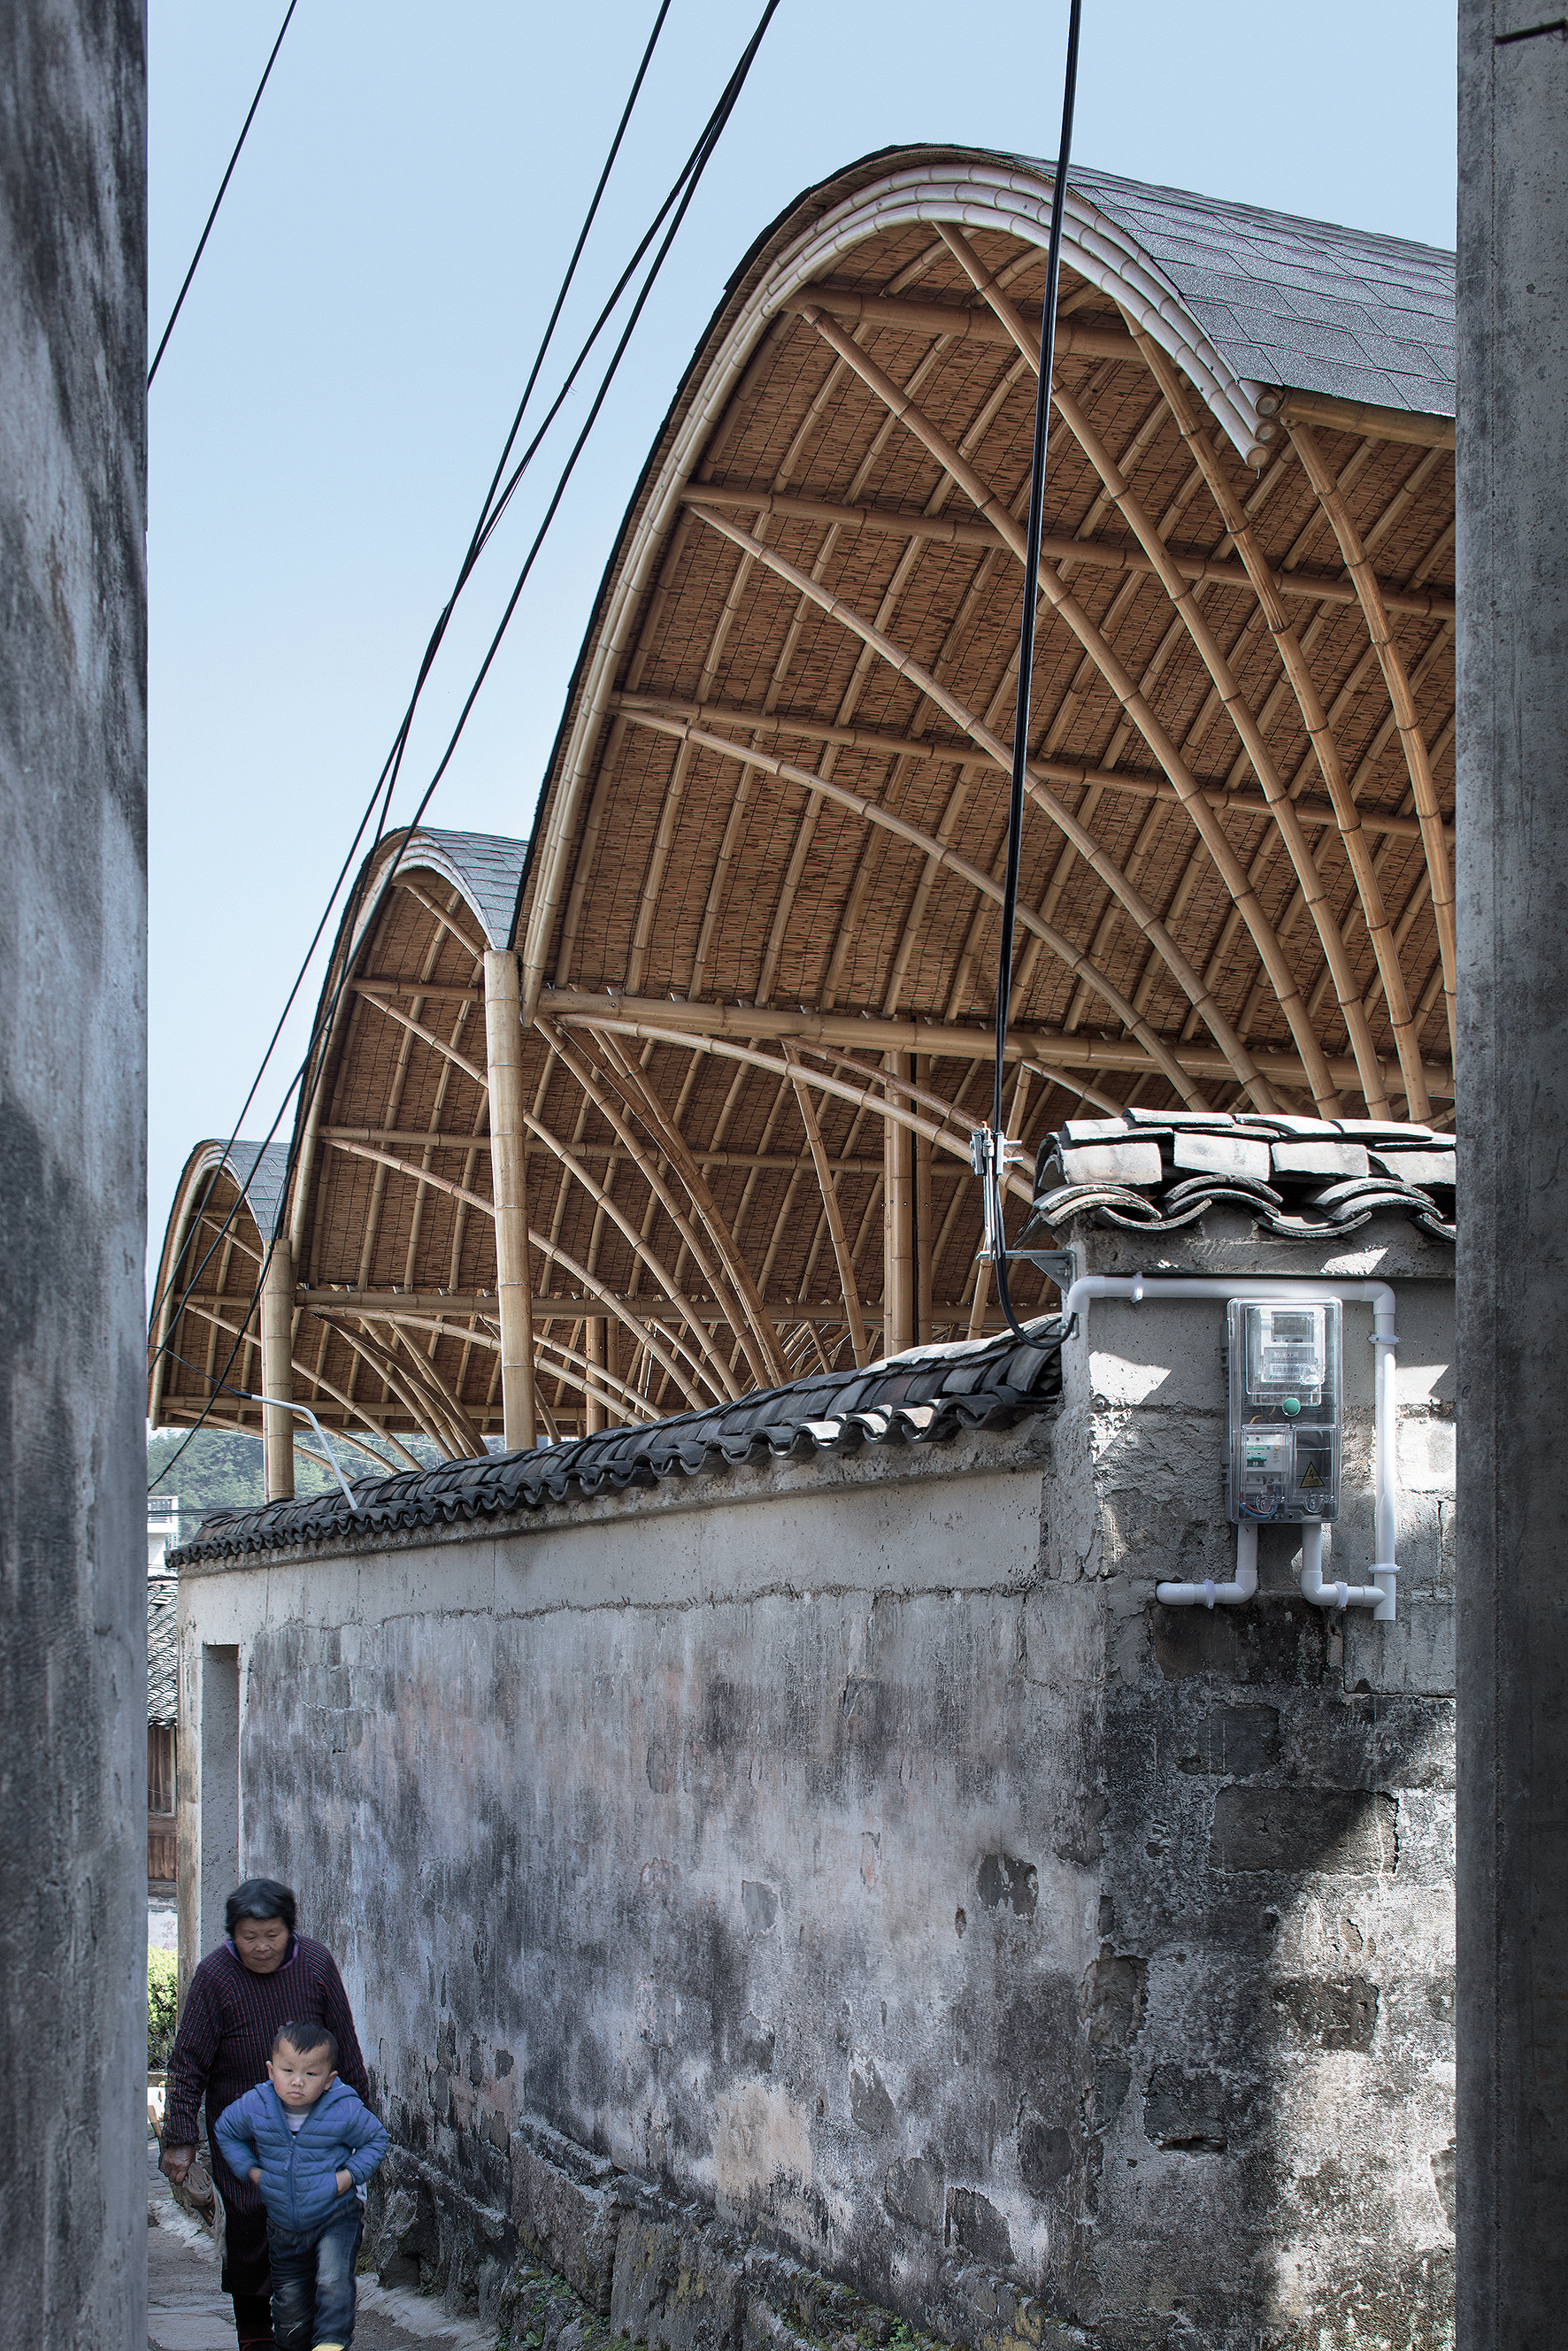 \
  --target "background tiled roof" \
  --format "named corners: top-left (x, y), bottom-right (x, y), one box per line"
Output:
top-left (148, 1579), bottom-right (178, 1725)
